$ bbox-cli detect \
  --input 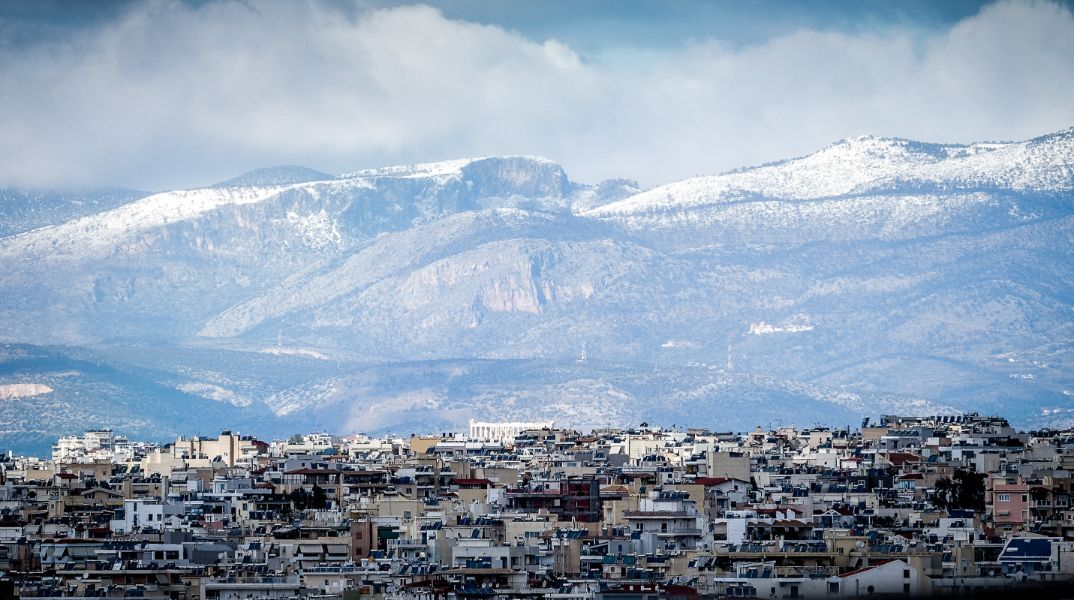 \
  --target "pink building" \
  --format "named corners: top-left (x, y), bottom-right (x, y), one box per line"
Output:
top-left (990, 475), bottom-right (1030, 532)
